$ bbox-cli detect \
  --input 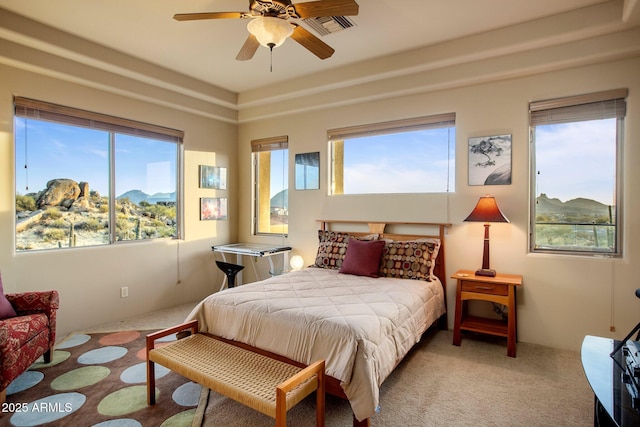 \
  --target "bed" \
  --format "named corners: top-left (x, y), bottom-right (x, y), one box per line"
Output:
top-left (187, 220), bottom-right (449, 426)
